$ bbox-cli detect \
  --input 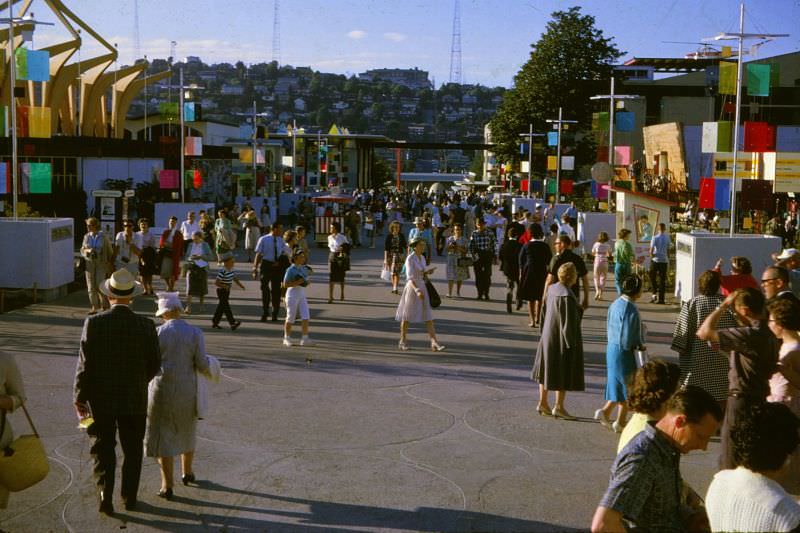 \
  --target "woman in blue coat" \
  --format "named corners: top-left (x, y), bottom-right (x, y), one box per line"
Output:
top-left (594, 274), bottom-right (645, 432)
